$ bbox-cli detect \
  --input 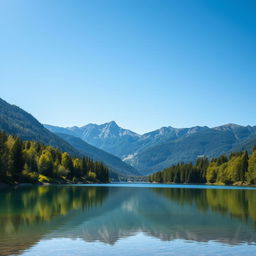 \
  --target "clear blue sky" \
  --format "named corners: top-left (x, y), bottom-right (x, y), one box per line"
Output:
top-left (1, 0), bottom-right (255, 134)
